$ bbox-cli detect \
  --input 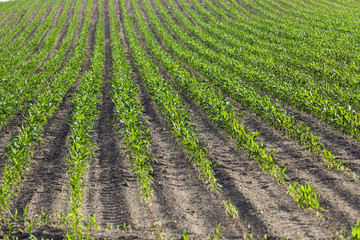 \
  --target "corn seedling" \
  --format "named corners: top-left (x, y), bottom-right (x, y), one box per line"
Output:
top-left (119, 222), bottom-right (132, 234)
top-left (224, 198), bottom-right (239, 220)
top-left (183, 230), bottom-right (189, 240)
top-left (353, 221), bottom-right (360, 239)
top-left (208, 223), bottom-right (224, 240)
top-left (152, 222), bottom-right (168, 240)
